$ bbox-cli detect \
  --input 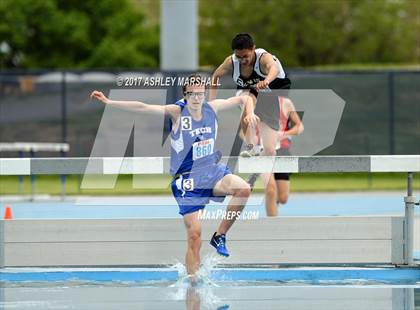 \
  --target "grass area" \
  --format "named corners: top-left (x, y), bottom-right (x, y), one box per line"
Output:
top-left (1, 173), bottom-right (419, 195)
